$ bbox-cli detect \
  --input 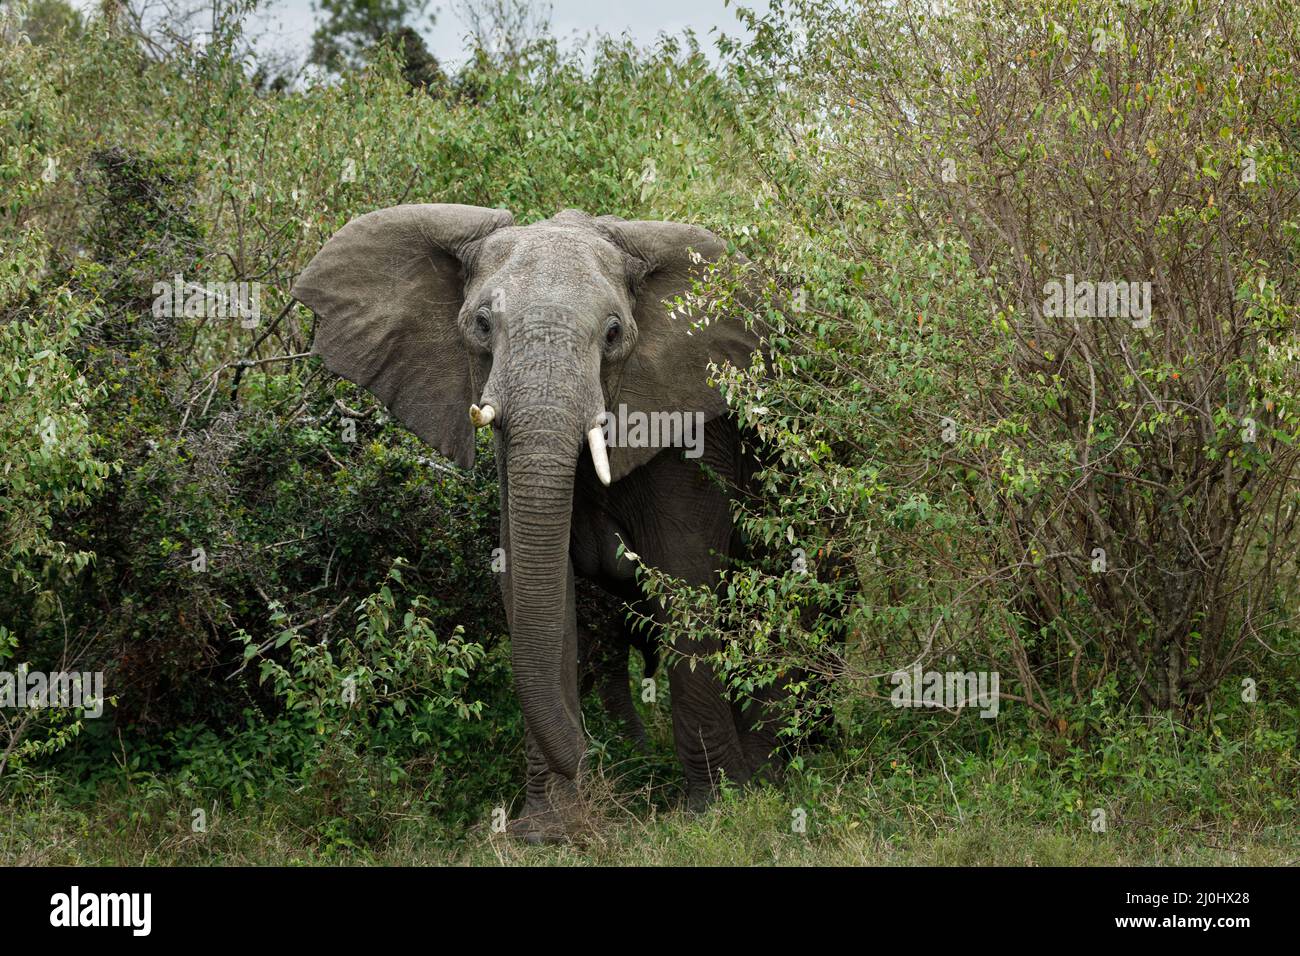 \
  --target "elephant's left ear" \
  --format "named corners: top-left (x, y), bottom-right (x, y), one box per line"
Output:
top-left (596, 218), bottom-right (763, 482)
